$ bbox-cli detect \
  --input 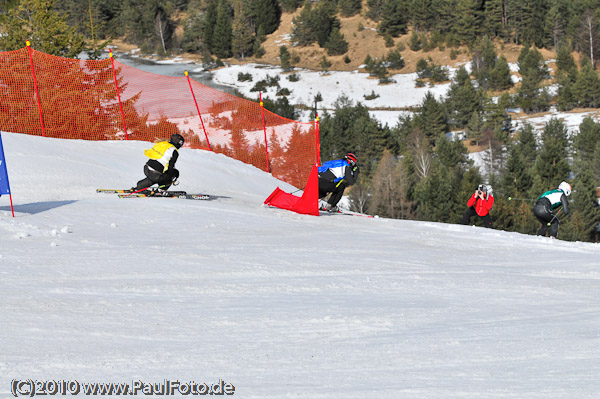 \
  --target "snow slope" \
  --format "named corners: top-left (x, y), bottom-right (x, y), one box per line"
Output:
top-left (1, 132), bottom-right (600, 399)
